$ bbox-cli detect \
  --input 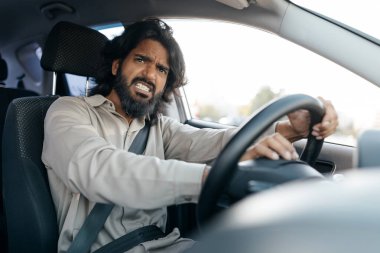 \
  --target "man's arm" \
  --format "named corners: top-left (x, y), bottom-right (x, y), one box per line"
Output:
top-left (162, 116), bottom-right (238, 164)
top-left (42, 97), bottom-right (205, 209)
